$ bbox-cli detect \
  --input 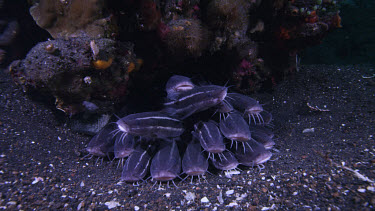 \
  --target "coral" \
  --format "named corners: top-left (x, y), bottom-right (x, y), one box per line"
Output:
top-left (162, 18), bottom-right (208, 57)
top-left (6, 1), bottom-right (343, 108)
top-left (9, 37), bottom-right (138, 116)
top-left (270, 0), bottom-right (341, 44)
top-left (29, 0), bottom-right (114, 38)
top-left (206, 0), bottom-right (249, 31)
top-left (127, 59), bottom-right (143, 74)
top-left (206, 0), bottom-right (250, 51)
top-left (92, 58), bottom-right (113, 70)
top-left (232, 57), bottom-right (270, 93)
top-left (3, 0), bottom-right (342, 100)
top-left (3, 0), bottom-right (342, 122)
top-left (250, 0), bottom-right (343, 87)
